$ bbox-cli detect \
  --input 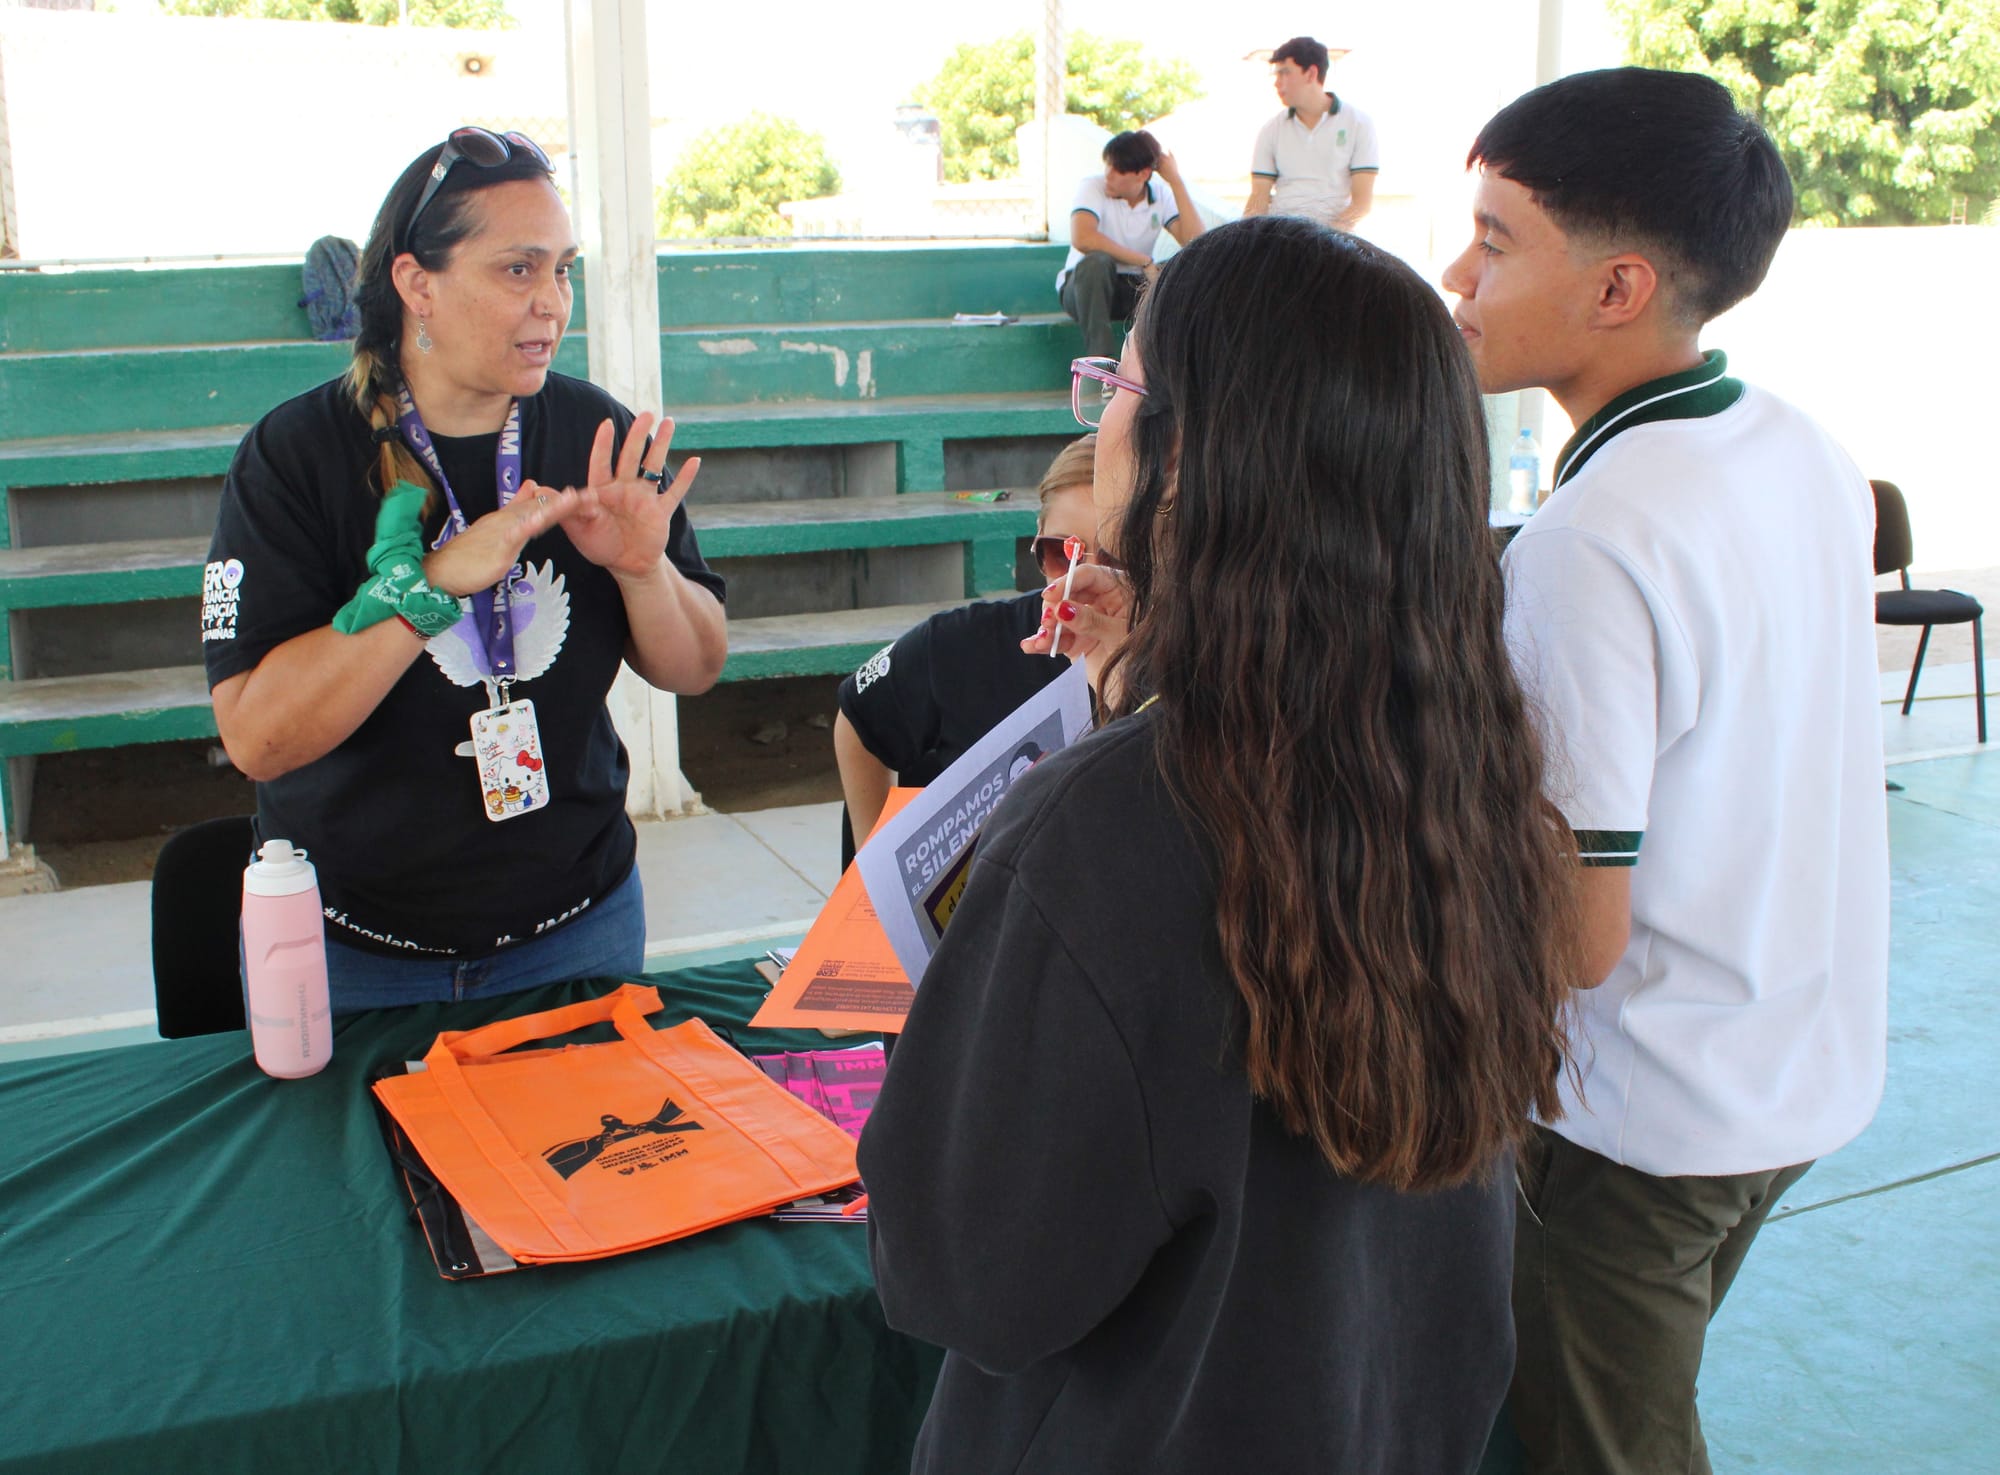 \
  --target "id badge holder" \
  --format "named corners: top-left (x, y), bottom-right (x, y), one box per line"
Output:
top-left (471, 696), bottom-right (550, 822)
